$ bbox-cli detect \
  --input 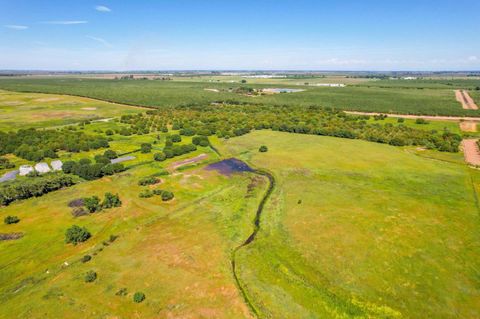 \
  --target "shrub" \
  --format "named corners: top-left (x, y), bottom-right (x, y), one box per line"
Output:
top-left (397, 118), bottom-right (405, 123)
top-left (133, 292), bottom-right (146, 303)
top-left (94, 155), bottom-right (110, 165)
top-left (105, 129), bottom-right (114, 136)
top-left (154, 152), bottom-right (166, 162)
top-left (85, 271), bottom-right (97, 283)
top-left (81, 255), bottom-right (92, 263)
top-left (415, 118), bottom-right (428, 124)
top-left (104, 149), bottom-right (117, 159)
top-left (170, 134), bottom-right (182, 143)
top-left (4, 215), bottom-right (20, 224)
top-left (116, 288), bottom-right (128, 296)
top-left (138, 177), bottom-right (160, 186)
top-left (259, 145), bottom-right (268, 152)
top-left (102, 192), bottom-right (122, 208)
top-left (84, 196), bottom-right (102, 213)
top-left (140, 143), bottom-right (152, 153)
top-left (65, 225), bottom-right (91, 245)
top-left (161, 191), bottom-right (174, 201)
top-left (139, 190), bottom-right (154, 198)
top-left (153, 189), bottom-right (163, 195)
